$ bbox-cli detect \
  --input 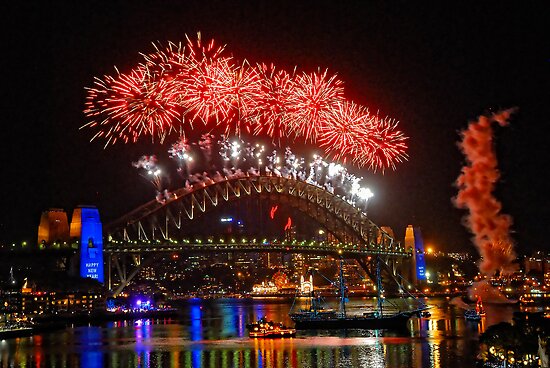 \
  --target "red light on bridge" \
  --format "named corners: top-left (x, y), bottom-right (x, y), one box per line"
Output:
top-left (270, 205), bottom-right (278, 219)
top-left (284, 217), bottom-right (292, 231)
